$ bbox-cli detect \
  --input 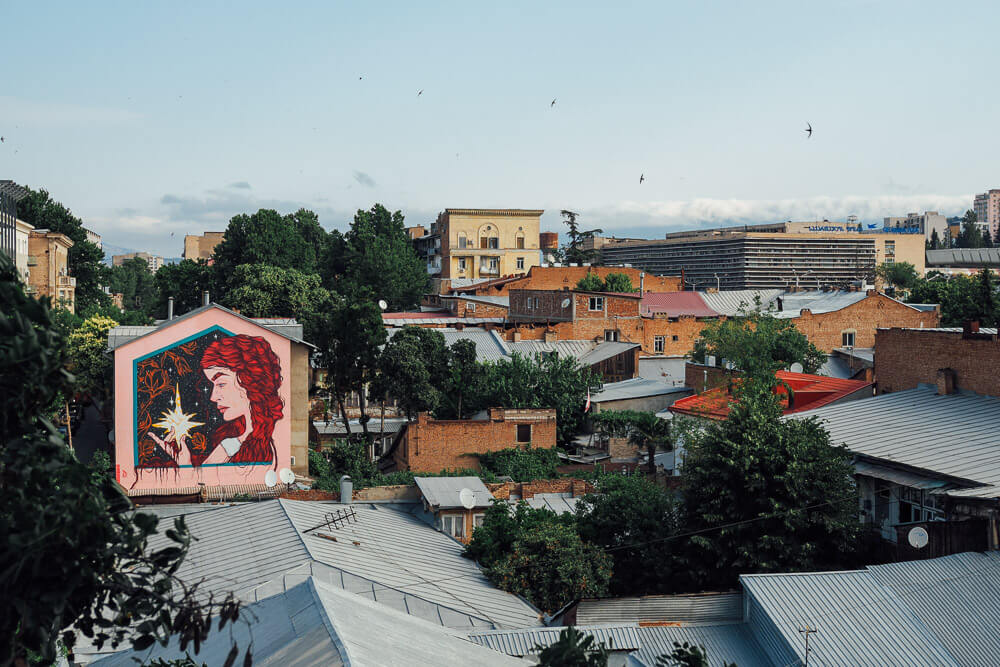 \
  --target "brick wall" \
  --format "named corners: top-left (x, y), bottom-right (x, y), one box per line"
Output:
top-left (793, 292), bottom-right (939, 351)
top-left (684, 362), bottom-right (738, 393)
top-left (486, 478), bottom-right (594, 499)
top-left (504, 315), bottom-right (708, 356)
top-left (463, 266), bottom-right (682, 296)
top-left (450, 298), bottom-right (510, 318)
top-left (393, 408), bottom-right (558, 472)
top-left (874, 327), bottom-right (1000, 397)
